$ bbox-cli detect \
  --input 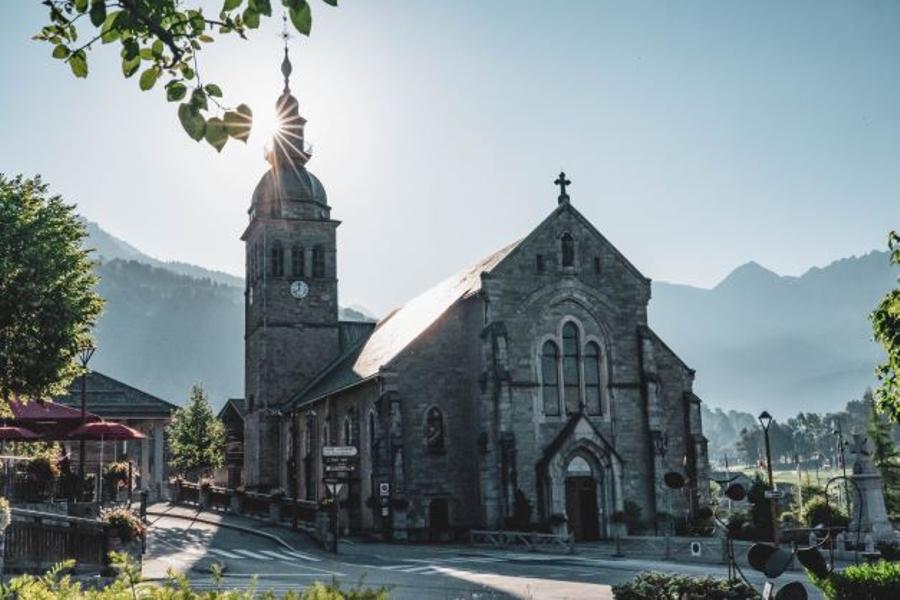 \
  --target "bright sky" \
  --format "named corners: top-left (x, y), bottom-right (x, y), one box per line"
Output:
top-left (2, 1), bottom-right (898, 315)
